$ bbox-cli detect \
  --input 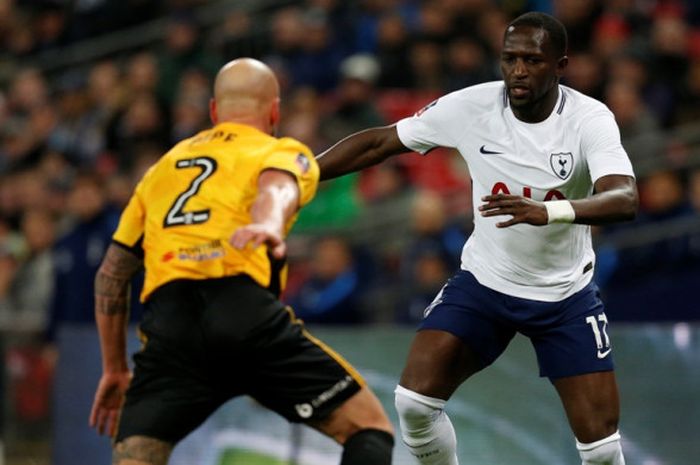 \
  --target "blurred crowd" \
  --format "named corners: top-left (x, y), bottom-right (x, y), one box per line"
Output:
top-left (1, 0), bottom-right (700, 343)
top-left (0, 0), bottom-right (700, 454)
